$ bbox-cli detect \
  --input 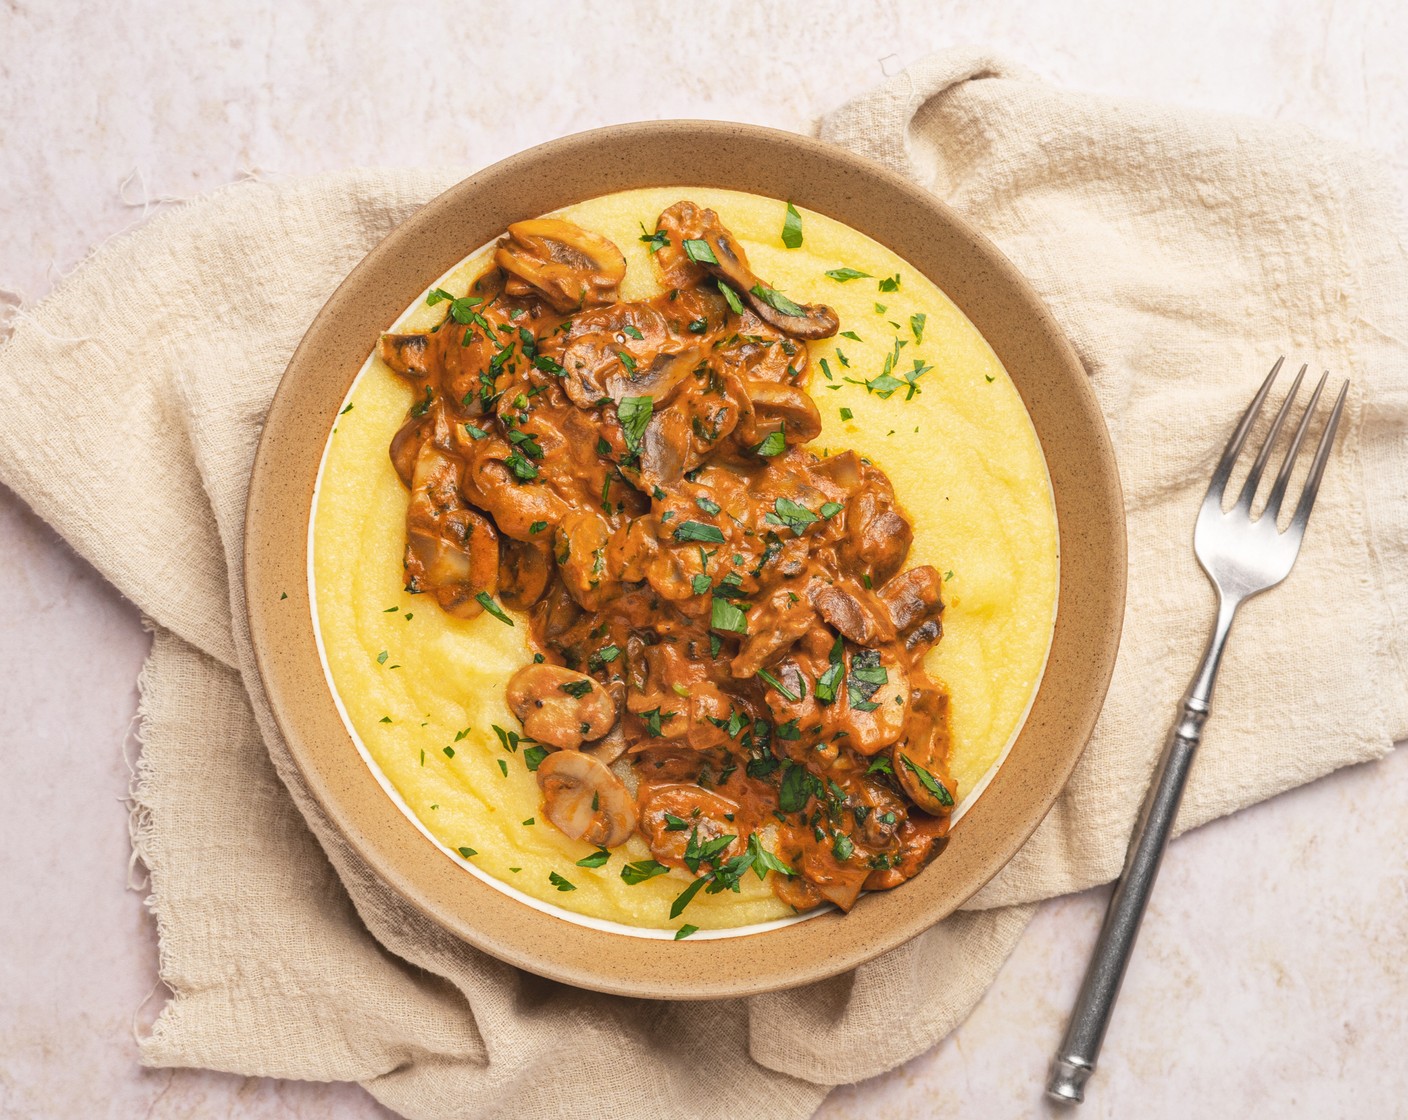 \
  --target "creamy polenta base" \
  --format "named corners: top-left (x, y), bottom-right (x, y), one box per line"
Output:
top-left (312, 187), bottom-right (1058, 931)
